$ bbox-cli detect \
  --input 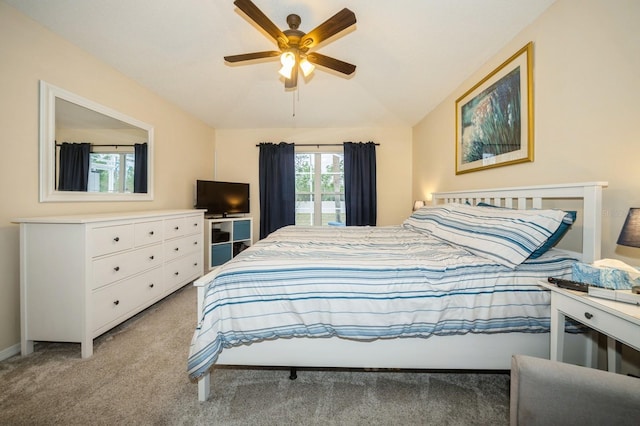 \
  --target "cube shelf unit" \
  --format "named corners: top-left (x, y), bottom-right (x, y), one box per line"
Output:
top-left (205, 217), bottom-right (253, 270)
